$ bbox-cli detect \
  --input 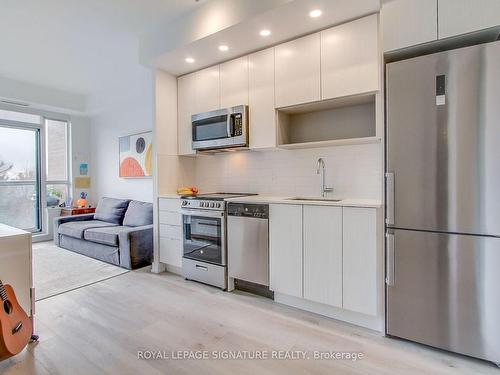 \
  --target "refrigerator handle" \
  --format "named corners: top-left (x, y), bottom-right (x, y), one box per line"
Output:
top-left (386, 232), bottom-right (395, 286)
top-left (386, 172), bottom-right (395, 225)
